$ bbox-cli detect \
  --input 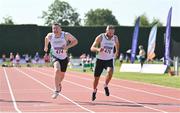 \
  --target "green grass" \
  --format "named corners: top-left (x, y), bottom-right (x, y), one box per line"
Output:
top-left (68, 61), bottom-right (180, 88)
top-left (114, 71), bottom-right (180, 88)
